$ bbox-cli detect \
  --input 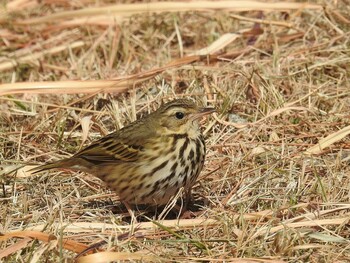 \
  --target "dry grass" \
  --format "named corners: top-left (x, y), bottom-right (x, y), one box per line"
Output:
top-left (1, 0), bottom-right (350, 262)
